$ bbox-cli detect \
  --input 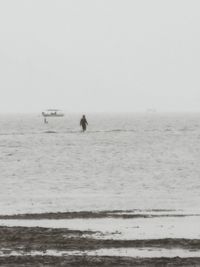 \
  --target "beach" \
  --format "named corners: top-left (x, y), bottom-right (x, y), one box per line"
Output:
top-left (1, 0), bottom-right (200, 263)
top-left (0, 210), bottom-right (200, 266)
